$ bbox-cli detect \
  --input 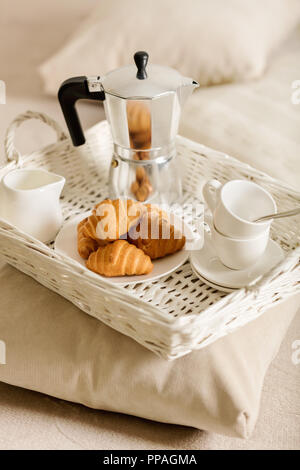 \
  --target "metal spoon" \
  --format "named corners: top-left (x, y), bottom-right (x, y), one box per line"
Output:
top-left (254, 207), bottom-right (300, 223)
